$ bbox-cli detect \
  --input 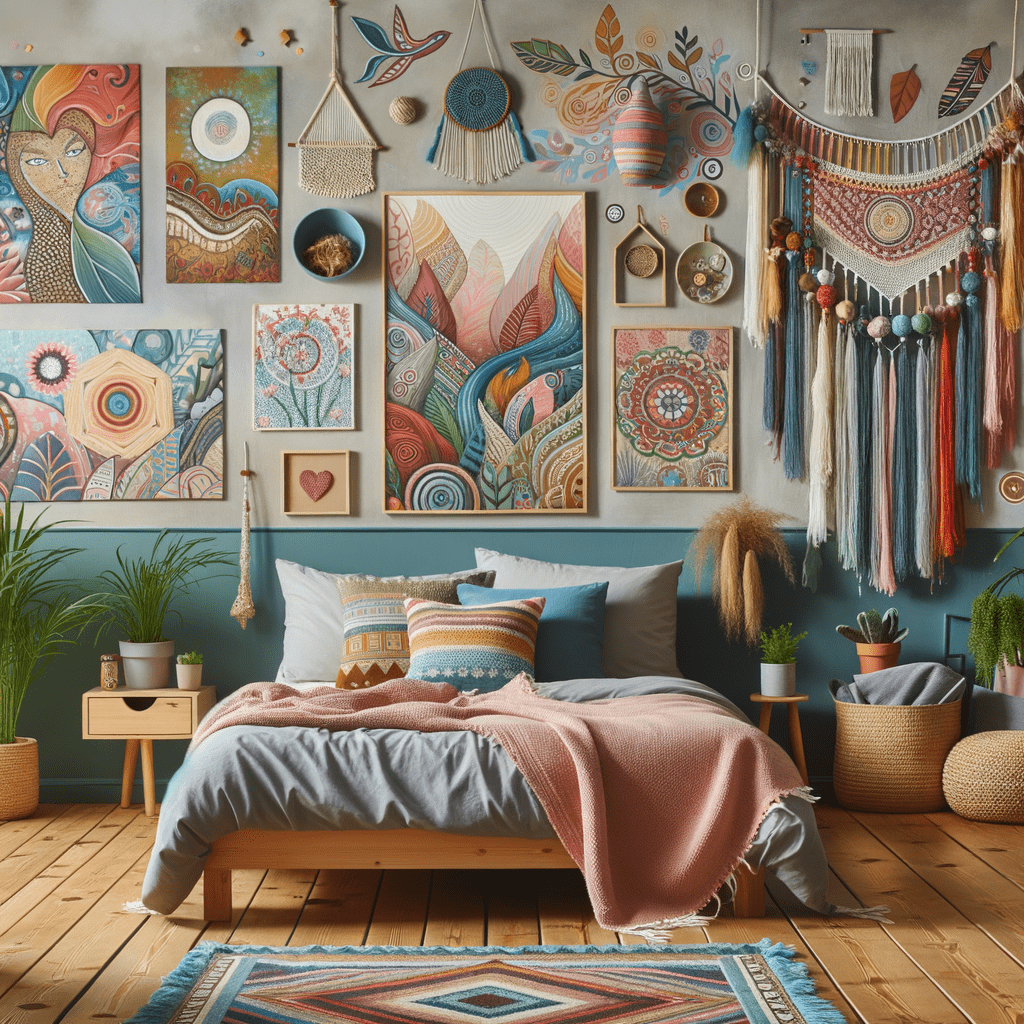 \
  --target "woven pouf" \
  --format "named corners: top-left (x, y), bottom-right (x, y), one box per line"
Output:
top-left (942, 731), bottom-right (1024, 823)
